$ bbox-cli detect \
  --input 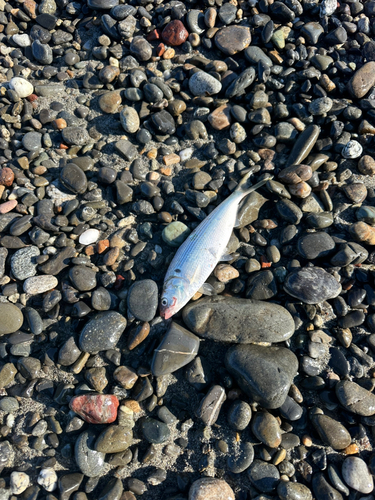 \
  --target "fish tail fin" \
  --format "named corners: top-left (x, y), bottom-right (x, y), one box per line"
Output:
top-left (235, 172), bottom-right (273, 197)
